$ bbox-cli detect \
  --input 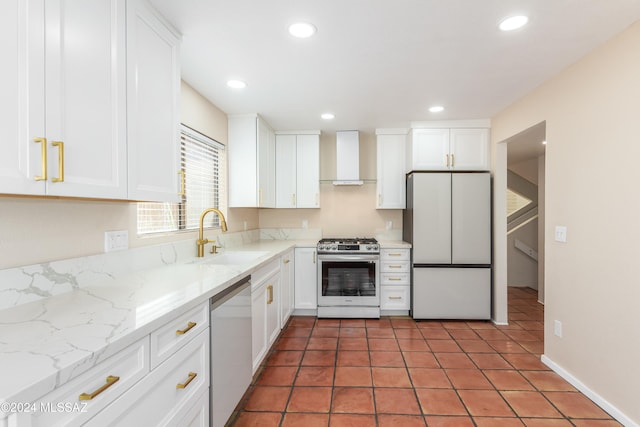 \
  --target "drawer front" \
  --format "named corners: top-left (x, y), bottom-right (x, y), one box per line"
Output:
top-left (381, 272), bottom-right (410, 285)
top-left (30, 337), bottom-right (149, 427)
top-left (86, 328), bottom-right (210, 427)
top-left (252, 258), bottom-right (280, 291)
top-left (381, 261), bottom-right (410, 273)
top-left (380, 286), bottom-right (410, 310)
top-left (381, 249), bottom-right (410, 261)
top-left (150, 302), bottom-right (209, 368)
